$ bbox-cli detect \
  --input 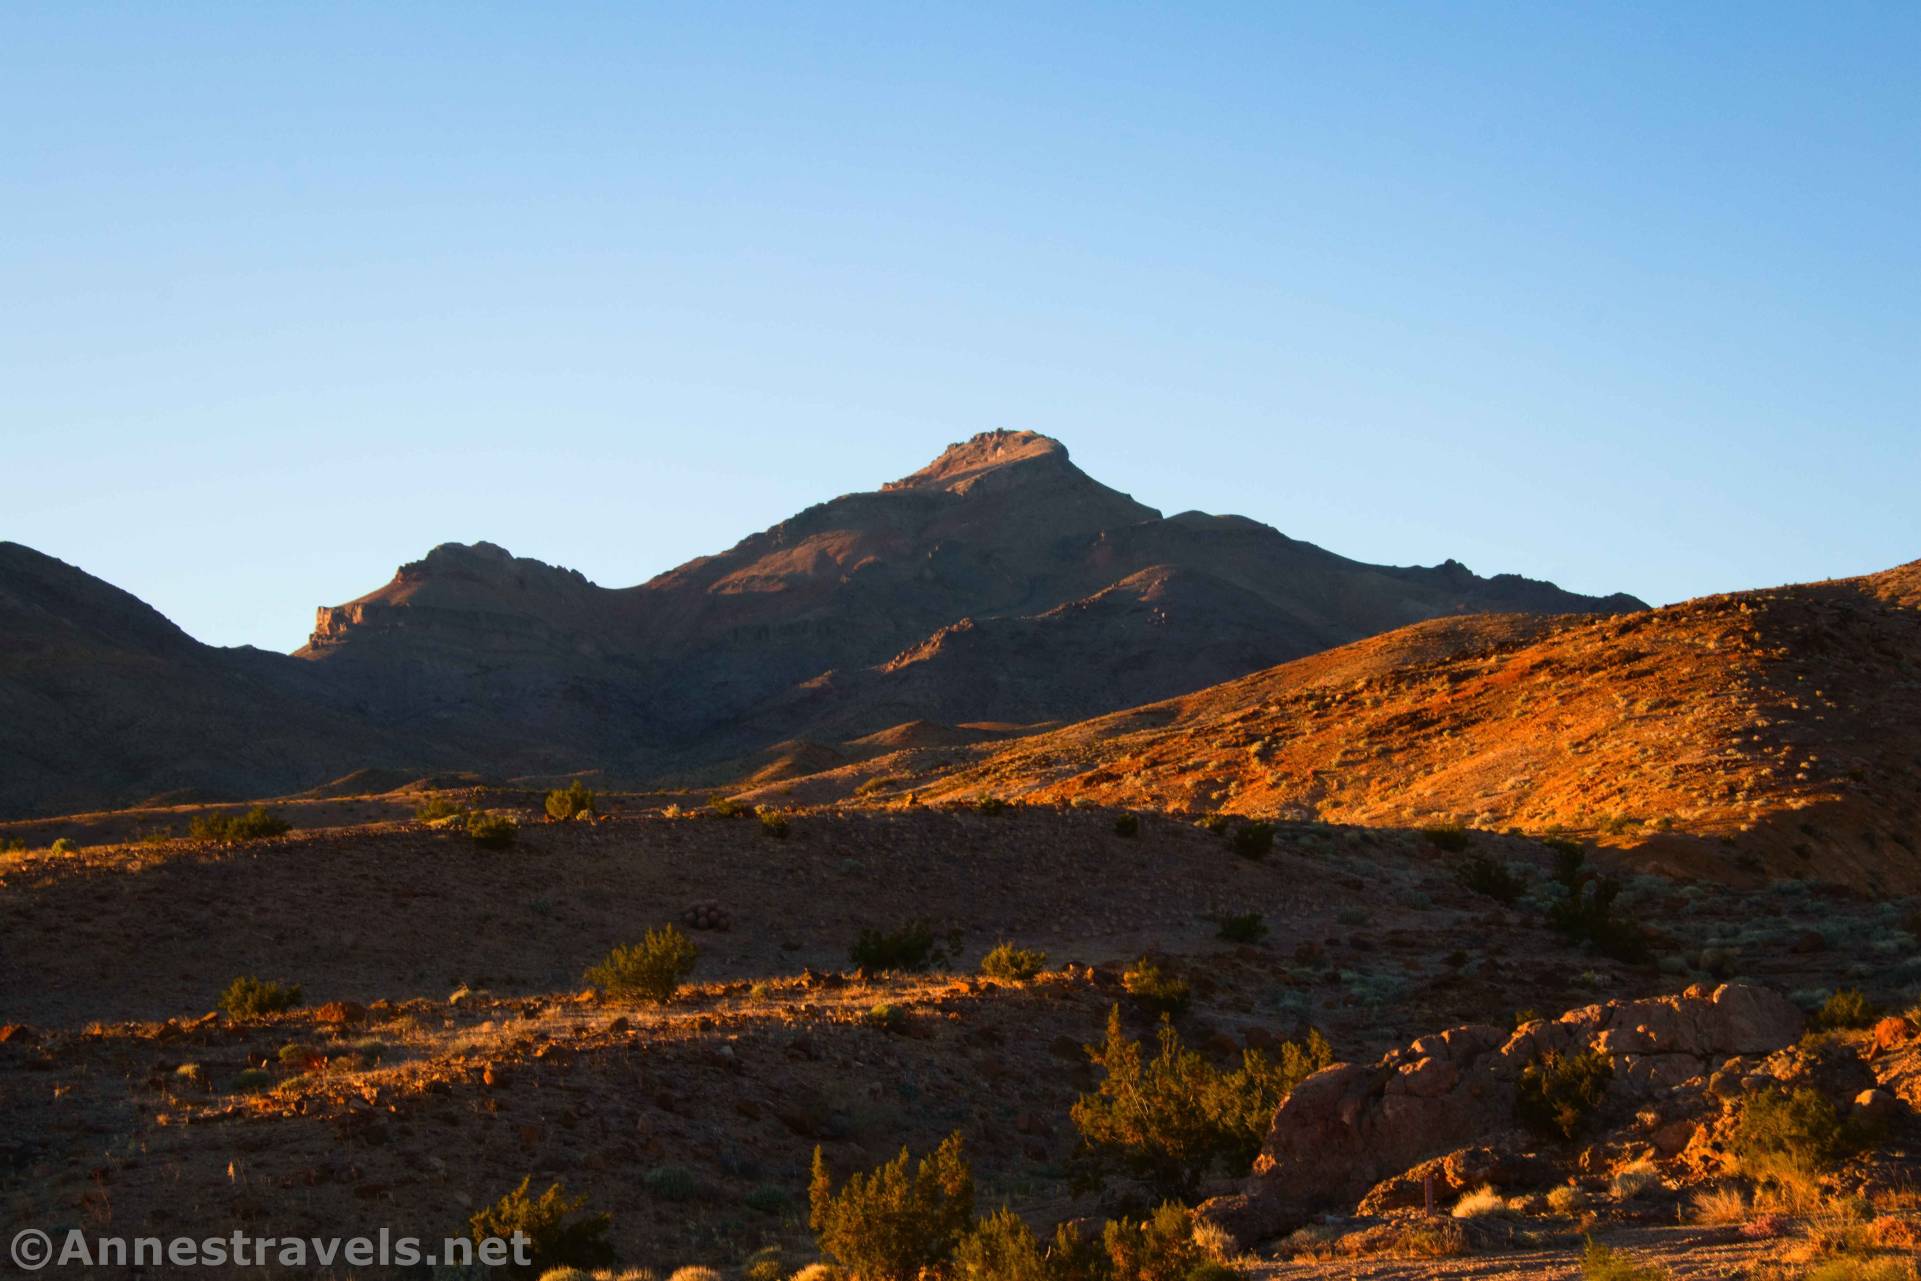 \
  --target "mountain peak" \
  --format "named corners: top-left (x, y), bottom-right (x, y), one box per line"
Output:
top-left (884, 429), bottom-right (1069, 493)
